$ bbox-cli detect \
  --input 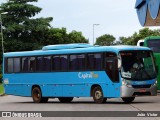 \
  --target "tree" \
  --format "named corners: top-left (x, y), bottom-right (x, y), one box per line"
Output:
top-left (67, 30), bottom-right (88, 43)
top-left (0, 0), bottom-right (53, 53)
top-left (42, 28), bottom-right (88, 45)
top-left (43, 27), bottom-right (68, 45)
top-left (95, 34), bottom-right (115, 46)
top-left (117, 28), bottom-right (160, 45)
